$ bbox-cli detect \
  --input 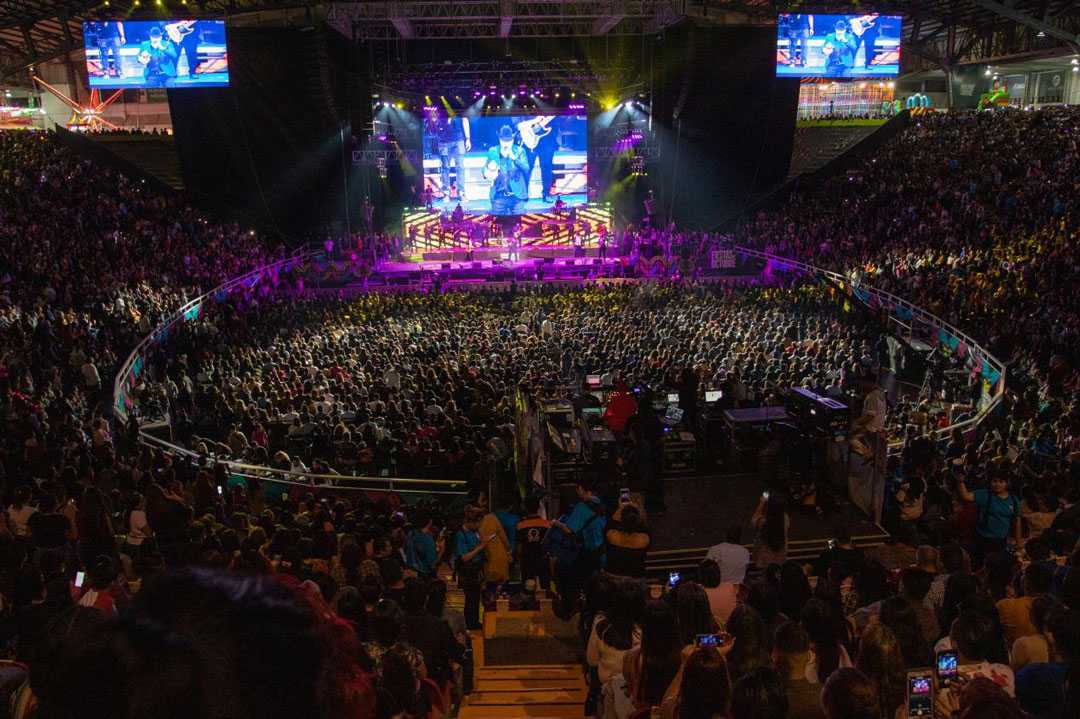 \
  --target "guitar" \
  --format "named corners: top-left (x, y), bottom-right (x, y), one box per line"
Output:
top-left (164, 20), bottom-right (197, 44)
top-left (848, 14), bottom-right (878, 37)
top-left (516, 116), bottom-right (555, 150)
